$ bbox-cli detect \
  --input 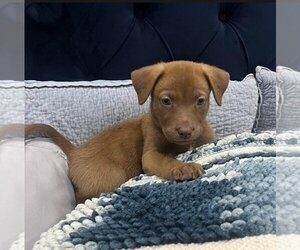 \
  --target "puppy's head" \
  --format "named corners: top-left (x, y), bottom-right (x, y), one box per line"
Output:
top-left (131, 61), bottom-right (229, 145)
